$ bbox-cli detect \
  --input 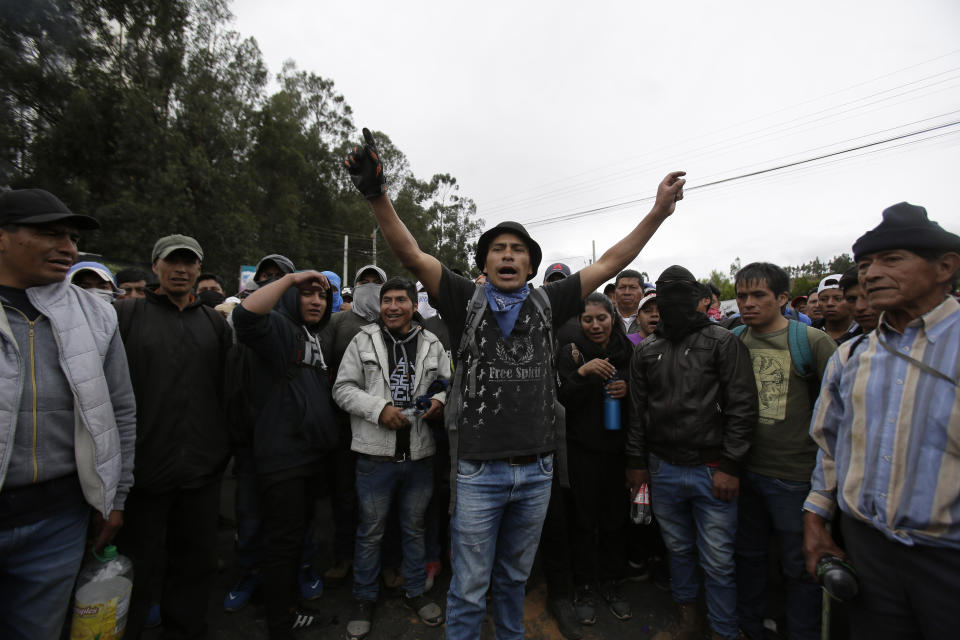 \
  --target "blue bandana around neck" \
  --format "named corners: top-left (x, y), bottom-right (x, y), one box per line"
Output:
top-left (484, 282), bottom-right (530, 338)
